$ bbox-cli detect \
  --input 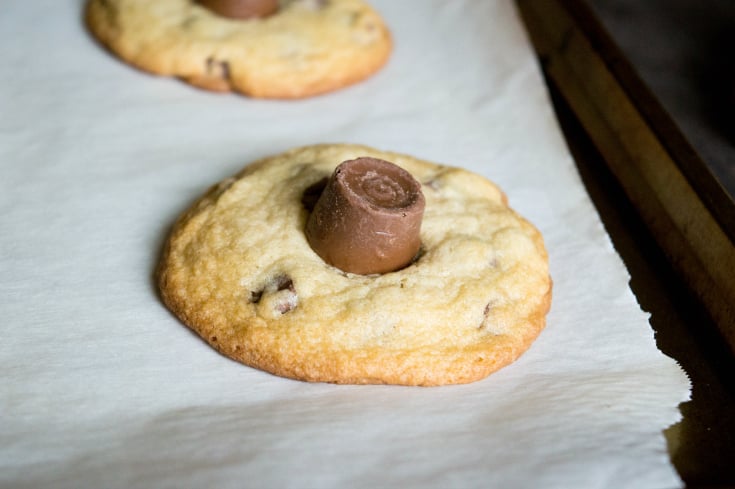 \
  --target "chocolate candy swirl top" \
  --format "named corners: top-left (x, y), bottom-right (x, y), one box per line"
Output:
top-left (197, 0), bottom-right (279, 19)
top-left (305, 157), bottom-right (425, 275)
